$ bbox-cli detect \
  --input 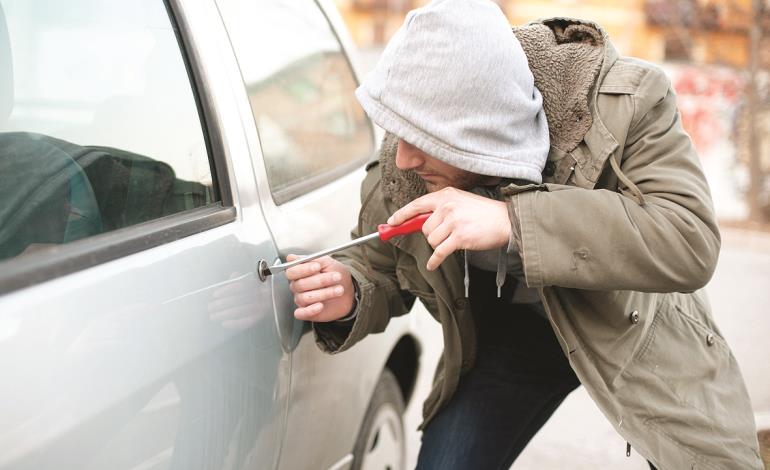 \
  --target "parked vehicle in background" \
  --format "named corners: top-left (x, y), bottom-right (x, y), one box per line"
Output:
top-left (0, 1), bottom-right (434, 469)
